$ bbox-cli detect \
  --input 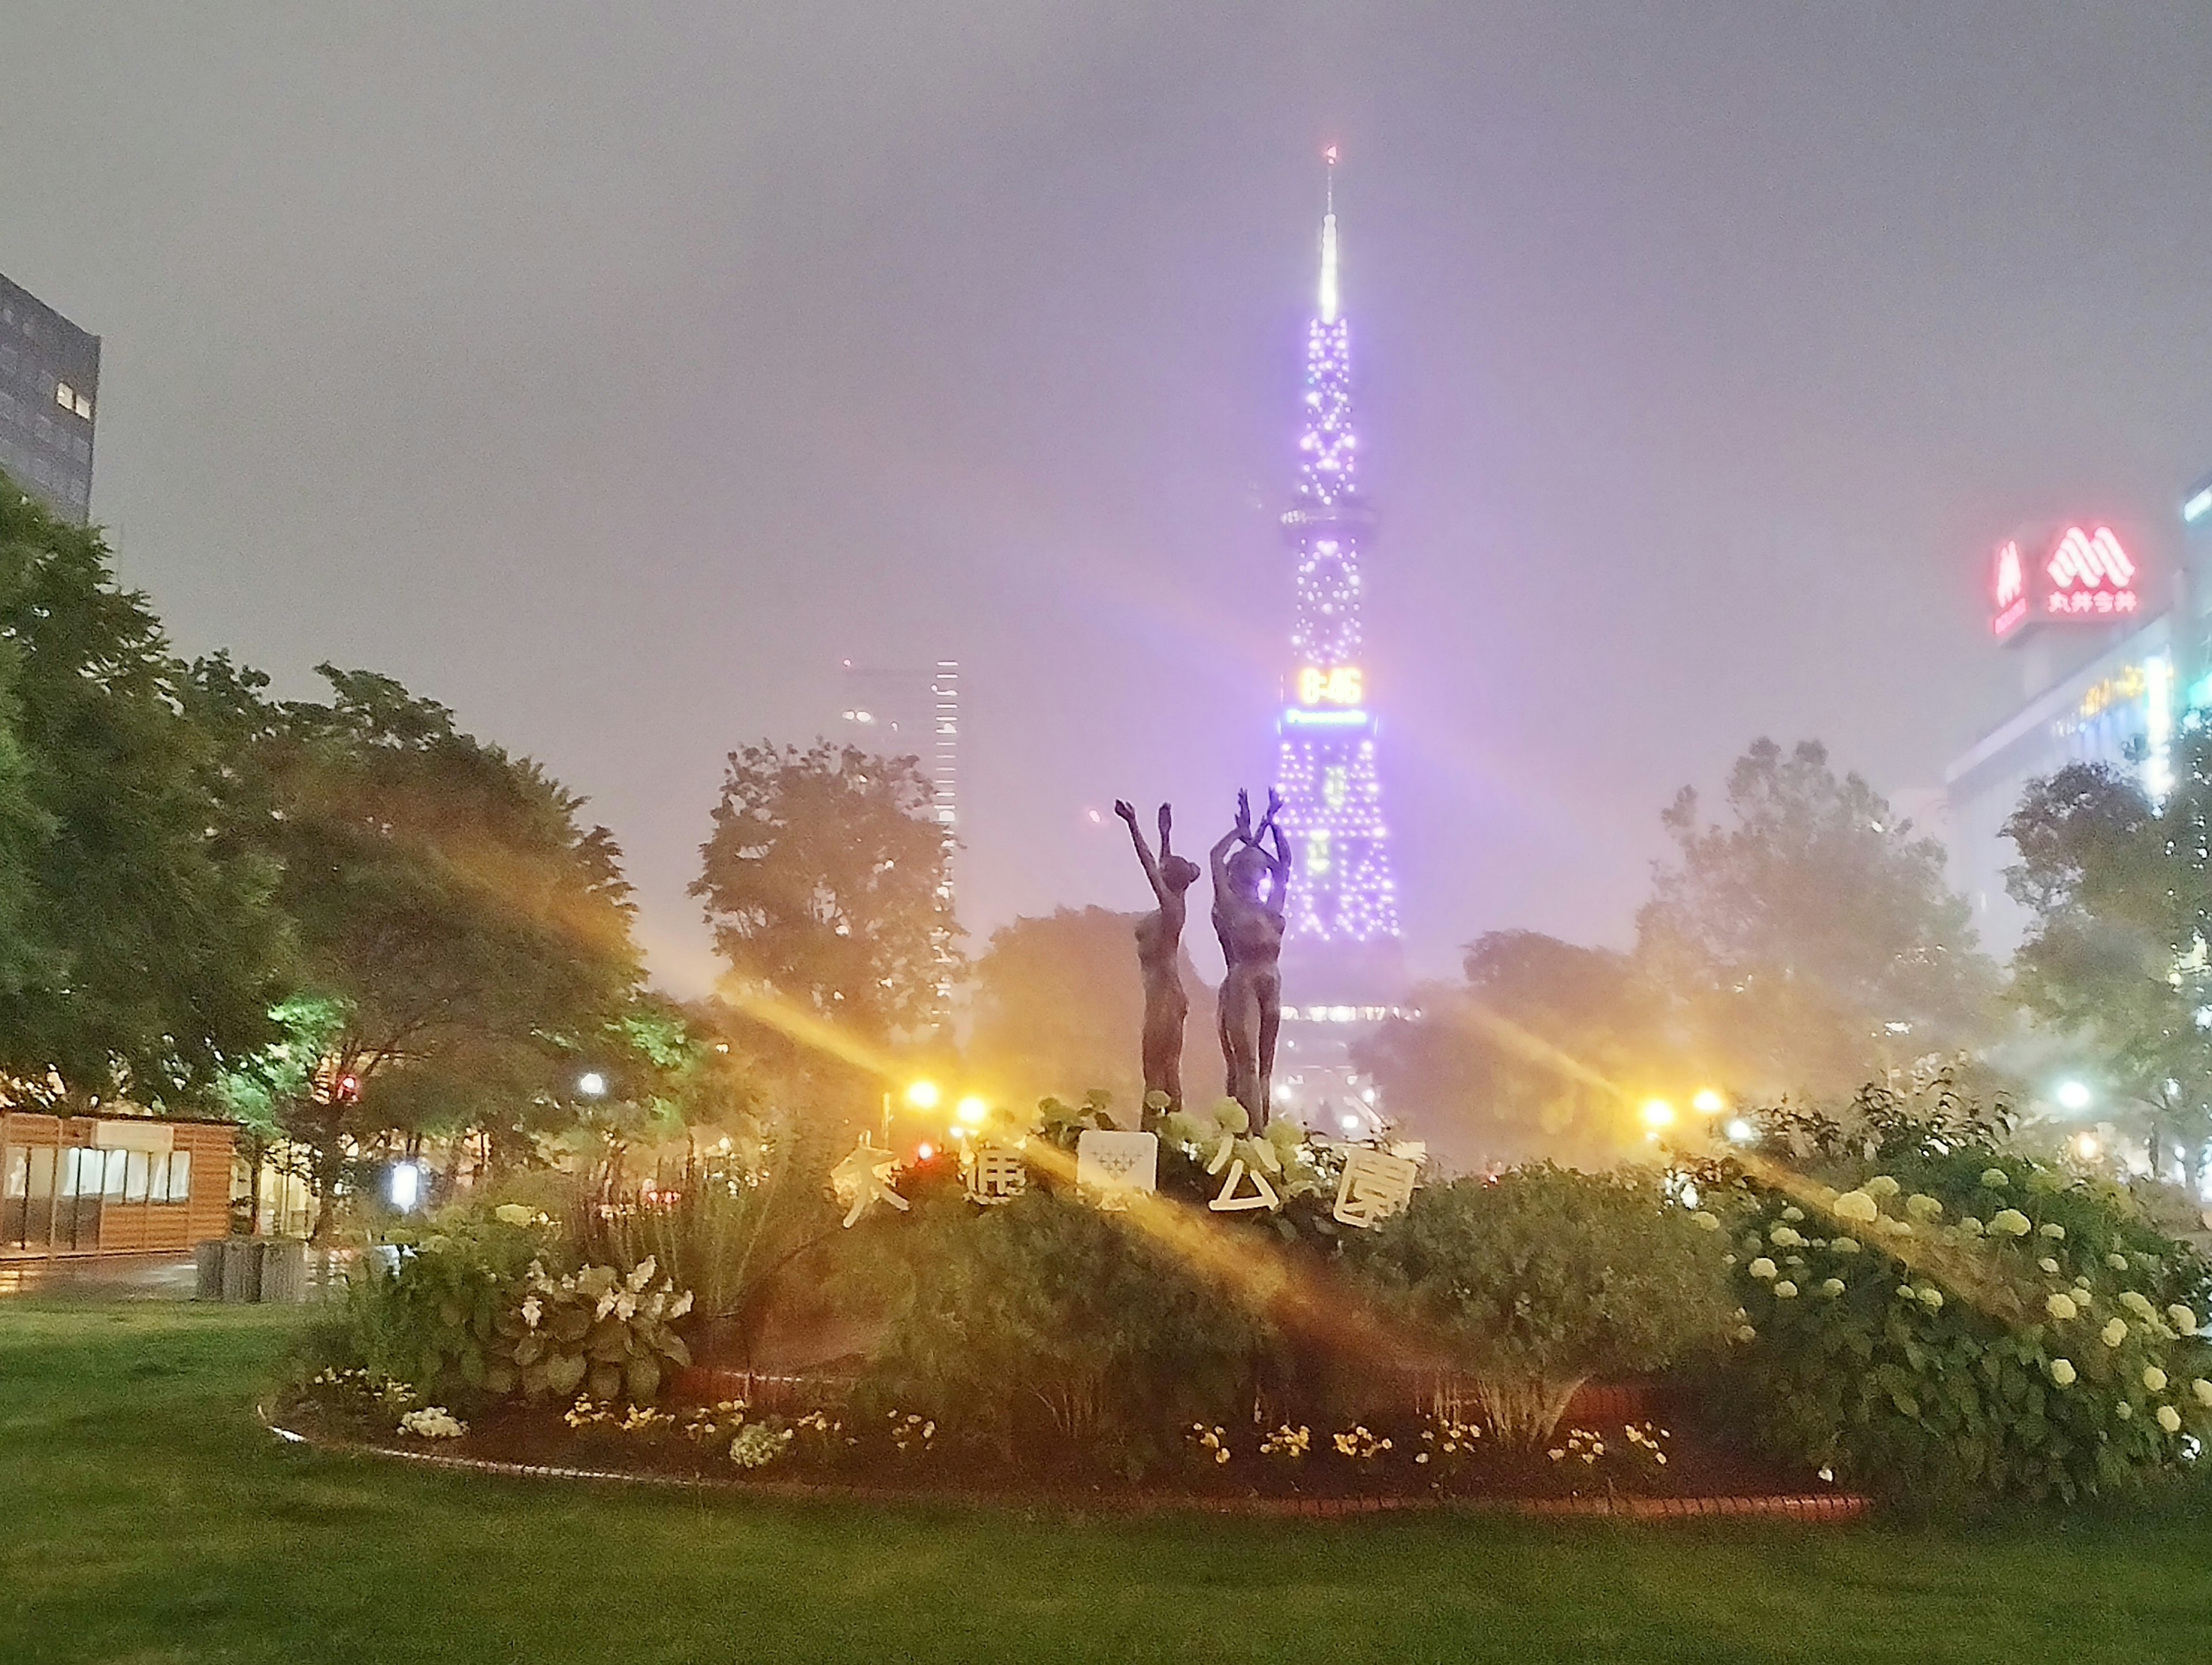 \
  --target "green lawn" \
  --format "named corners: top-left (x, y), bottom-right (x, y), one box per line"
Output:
top-left (5, 1302), bottom-right (2212, 1663)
